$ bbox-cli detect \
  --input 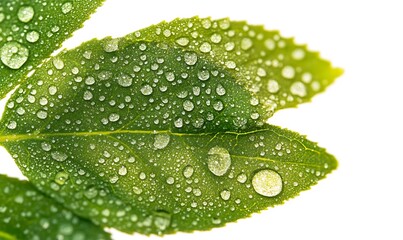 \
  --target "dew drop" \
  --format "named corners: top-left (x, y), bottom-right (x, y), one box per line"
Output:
top-left (140, 85), bottom-right (153, 95)
top-left (18, 6), bottom-right (35, 23)
top-left (133, 186), bottom-right (142, 195)
top-left (117, 74), bottom-right (133, 87)
top-left (225, 61), bottom-right (236, 69)
top-left (52, 58), bottom-right (64, 70)
top-left (83, 90), bottom-right (93, 100)
top-left (213, 100), bottom-right (224, 111)
top-left (183, 165), bottom-right (194, 178)
top-left (6, 121), bottom-right (17, 130)
top-left (281, 66), bottom-right (295, 79)
top-left (48, 86), bottom-right (57, 95)
top-left (26, 31), bottom-right (40, 43)
top-left (108, 113), bottom-right (120, 122)
top-left (199, 42), bottom-right (212, 53)
top-left (103, 39), bottom-right (119, 52)
top-left (41, 142), bottom-right (52, 152)
top-left (174, 118), bottom-right (183, 128)
top-left (55, 171), bottom-right (69, 185)
top-left (0, 42), bottom-right (29, 69)
top-left (241, 38), bottom-right (253, 50)
top-left (207, 146), bottom-right (231, 176)
top-left (210, 33), bottom-right (222, 43)
top-left (184, 52), bottom-right (198, 66)
top-left (176, 37), bottom-right (190, 46)
top-left (290, 81), bottom-right (307, 97)
top-left (51, 151), bottom-right (68, 162)
top-left (264, 39), bottom-right (276, 50)
top-left (36, 110), bottom-right (48, 119)
top-left (257, 68), bottom-right (267, 77)
top-left (216, 84), bottom-right (226, 96)
top-left (225, 42), bottom-right (235, 51)
top-left (153, 211), bottom-right (171, 231)
top-left (197, 70), bottom-right (210, 81)
top-left (118, 166), bottom-right (127, 176)
top-left (166, 177), bottom-right (175, 185)
top-left (61, 2), bottom-right (73, 14)
top-left (154, 134), bottom-right (170, 149)
top-left (292, 48), bottom-right (305, 60)
top-left (85, 76), bottom-right (95, 85)
top-left (109, 176), bottom-right (119, 183)
top-left (267, 79), bottom-right (280, 93)
top-left (301, 72), bottom-right (312, 83)
top-left (237, 173), bottom-right (247, 183)
top-left (165, 72), bottom-right (175, 82)
top-left (183, 100), bottom-right (194, 111)
top-left (220, 189), bottom-right (231, 201)
top-left (252, 169), bottom-right (282, 197)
